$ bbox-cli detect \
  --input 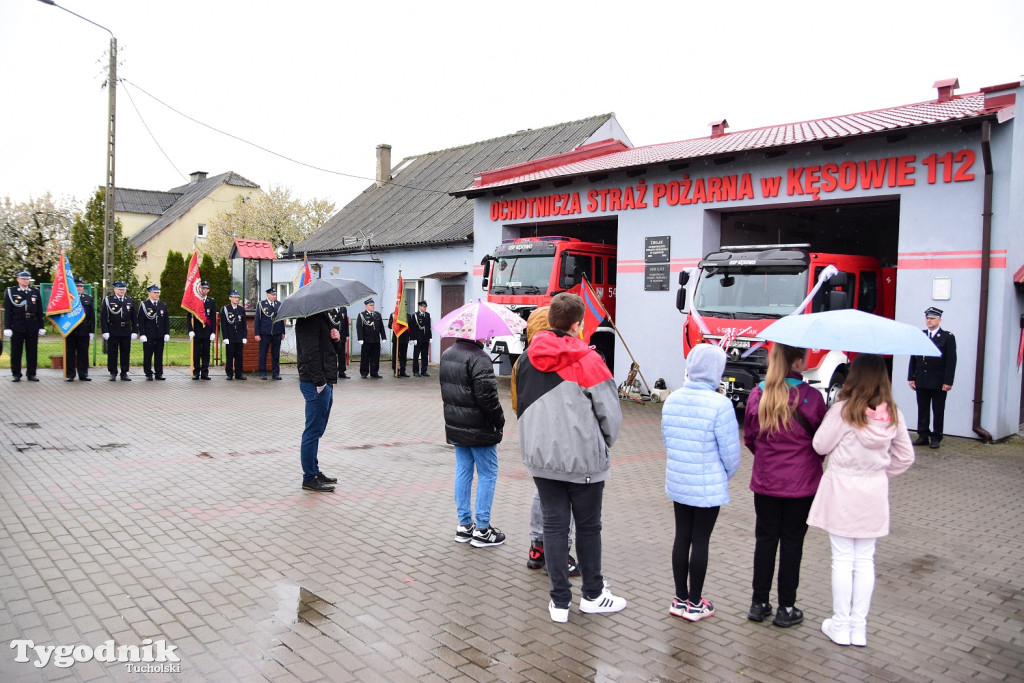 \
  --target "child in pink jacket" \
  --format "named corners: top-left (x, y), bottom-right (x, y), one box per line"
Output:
top-left (808, 354), bottom-right (914, 648)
